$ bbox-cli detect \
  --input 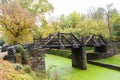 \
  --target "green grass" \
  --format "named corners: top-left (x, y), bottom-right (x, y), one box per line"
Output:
top-left (45, 54), bottom-right (120, 80)
top-left (96, 54), bottom-right (120, 66)
top-left (86, 47), bottom-right (94, 53)
top-left (86, 49), bottom-right (94, 53)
